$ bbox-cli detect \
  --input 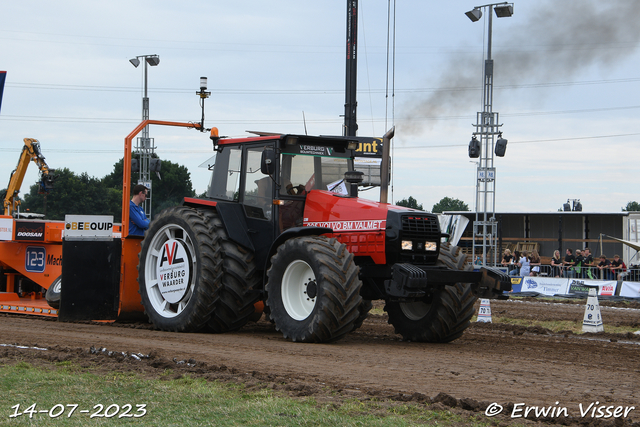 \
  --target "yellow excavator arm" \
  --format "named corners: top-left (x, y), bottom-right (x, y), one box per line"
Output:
top-left (3, 138), bottom-right (54, 216)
